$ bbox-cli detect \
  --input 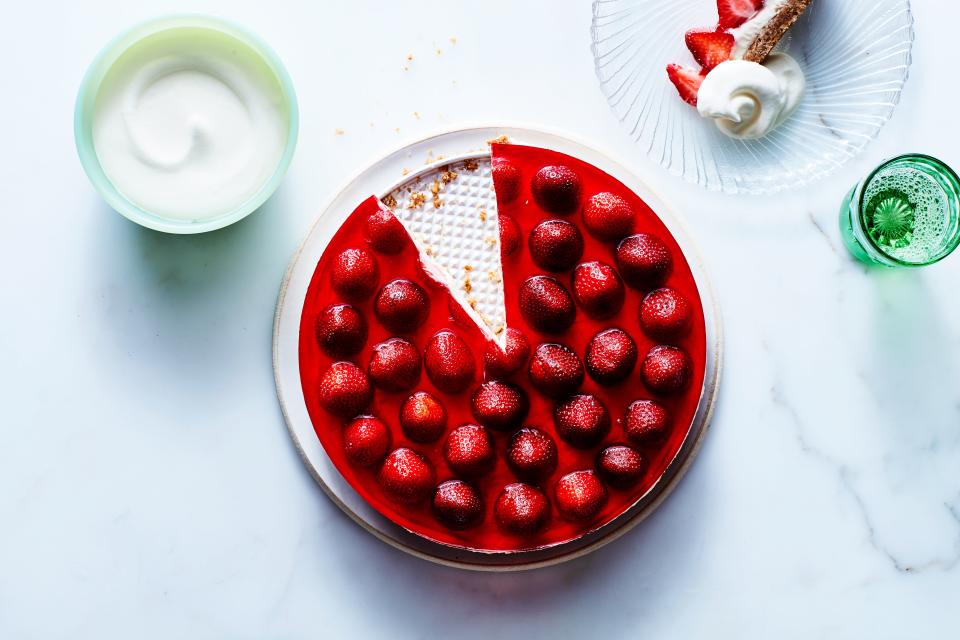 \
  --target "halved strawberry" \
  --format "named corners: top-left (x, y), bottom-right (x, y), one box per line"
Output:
top-left (685, 29), bottom-right (734, 72)
top-left (666, 64), bottom-right (704, 107)
top-left (717, 0), bottom-right (763, 30)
